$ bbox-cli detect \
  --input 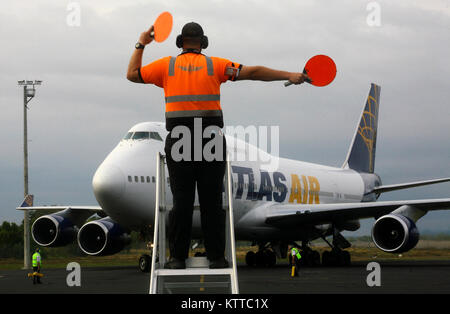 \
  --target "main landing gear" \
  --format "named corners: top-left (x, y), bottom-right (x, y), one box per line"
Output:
top-left (244, 241), bottom-right (322, 267)
top-left (320, 229), bottom-right (352, 266)
top-left (244, 229), bottom-right (353, 268)
top-left (296, 244), bottom-right (321, 267)
top-left (245, 243), bottom-right (278, 267)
